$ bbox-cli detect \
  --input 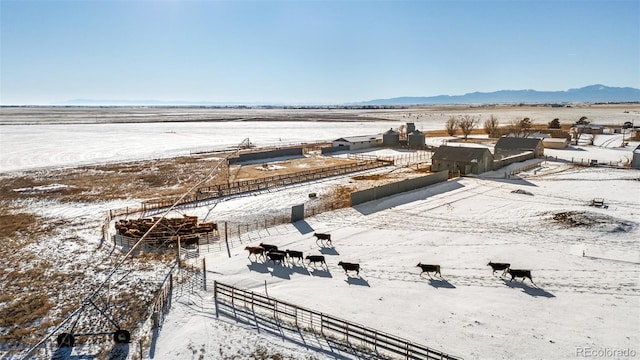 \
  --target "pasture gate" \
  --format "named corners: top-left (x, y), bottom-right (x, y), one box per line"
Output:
top-left (213, 281), bottom-right (463, 360)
